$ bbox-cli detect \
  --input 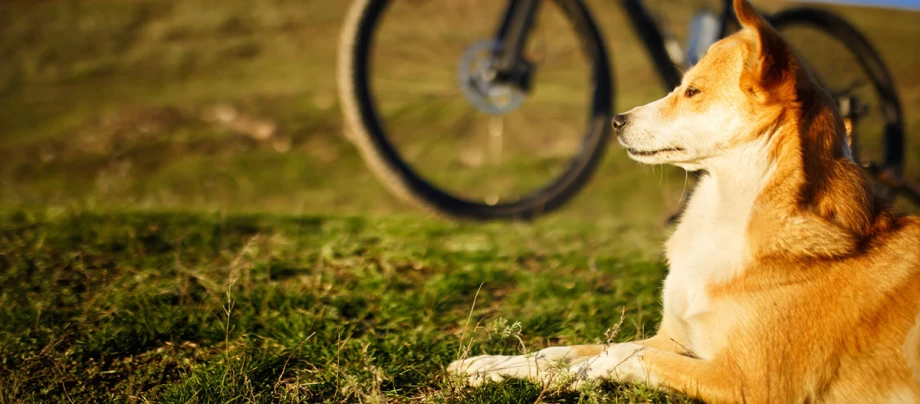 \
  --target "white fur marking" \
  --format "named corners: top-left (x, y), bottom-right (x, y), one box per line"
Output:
top-left (662, 135), bottom-right (775, 359)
